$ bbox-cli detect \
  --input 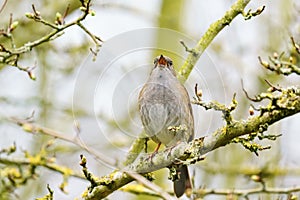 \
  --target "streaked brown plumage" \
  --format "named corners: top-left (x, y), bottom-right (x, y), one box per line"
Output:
top-left (138, 55), bottom-right (194, 197)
